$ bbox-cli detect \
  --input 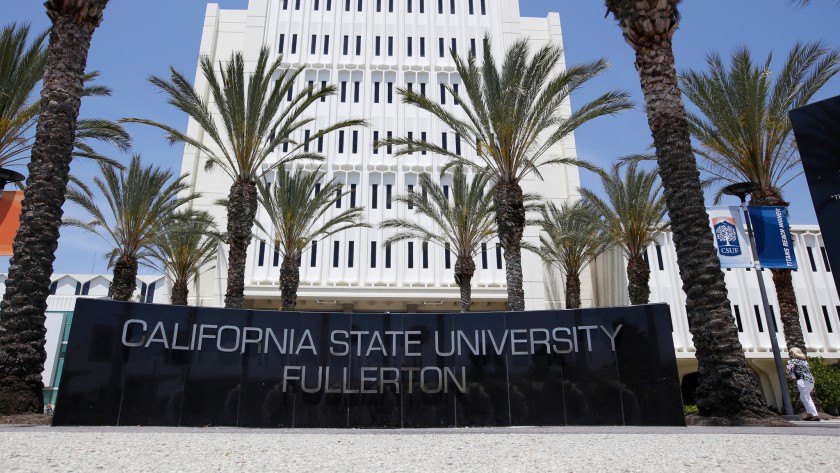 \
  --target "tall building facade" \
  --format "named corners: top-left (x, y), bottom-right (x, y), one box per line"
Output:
top-left (182, 0), bottom-right (585, 312)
